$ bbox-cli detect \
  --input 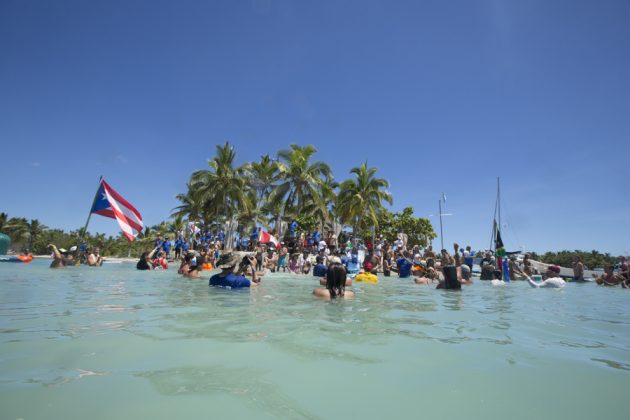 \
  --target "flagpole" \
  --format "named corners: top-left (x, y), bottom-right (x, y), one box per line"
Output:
top-left (81, 176), bottom-right (103, 241)
top-left (439, 198), bottom-right (444, 250)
